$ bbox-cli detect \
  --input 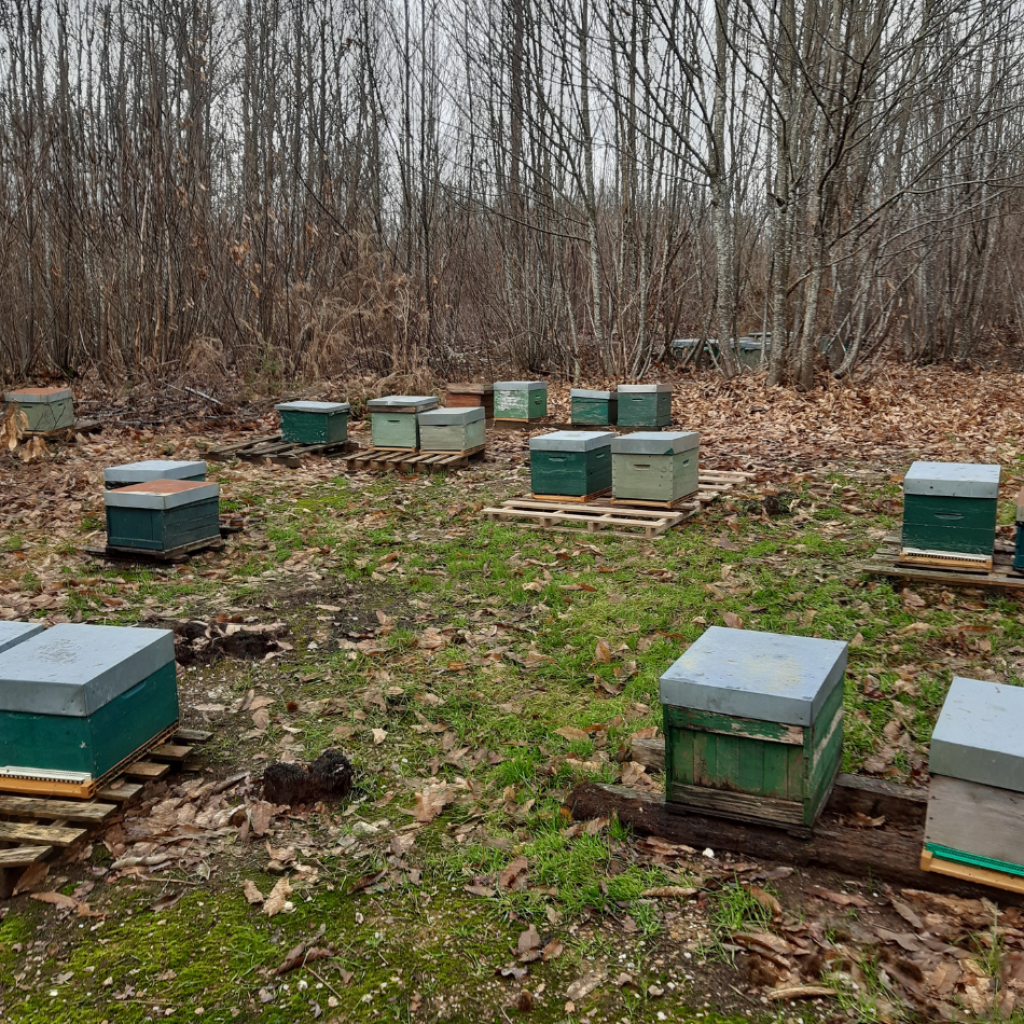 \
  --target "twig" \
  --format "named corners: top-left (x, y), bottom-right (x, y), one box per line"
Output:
top-left (168, 384), bottom-right (225, 408)
top-left (307, 966), bottom-right (345, 1003)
